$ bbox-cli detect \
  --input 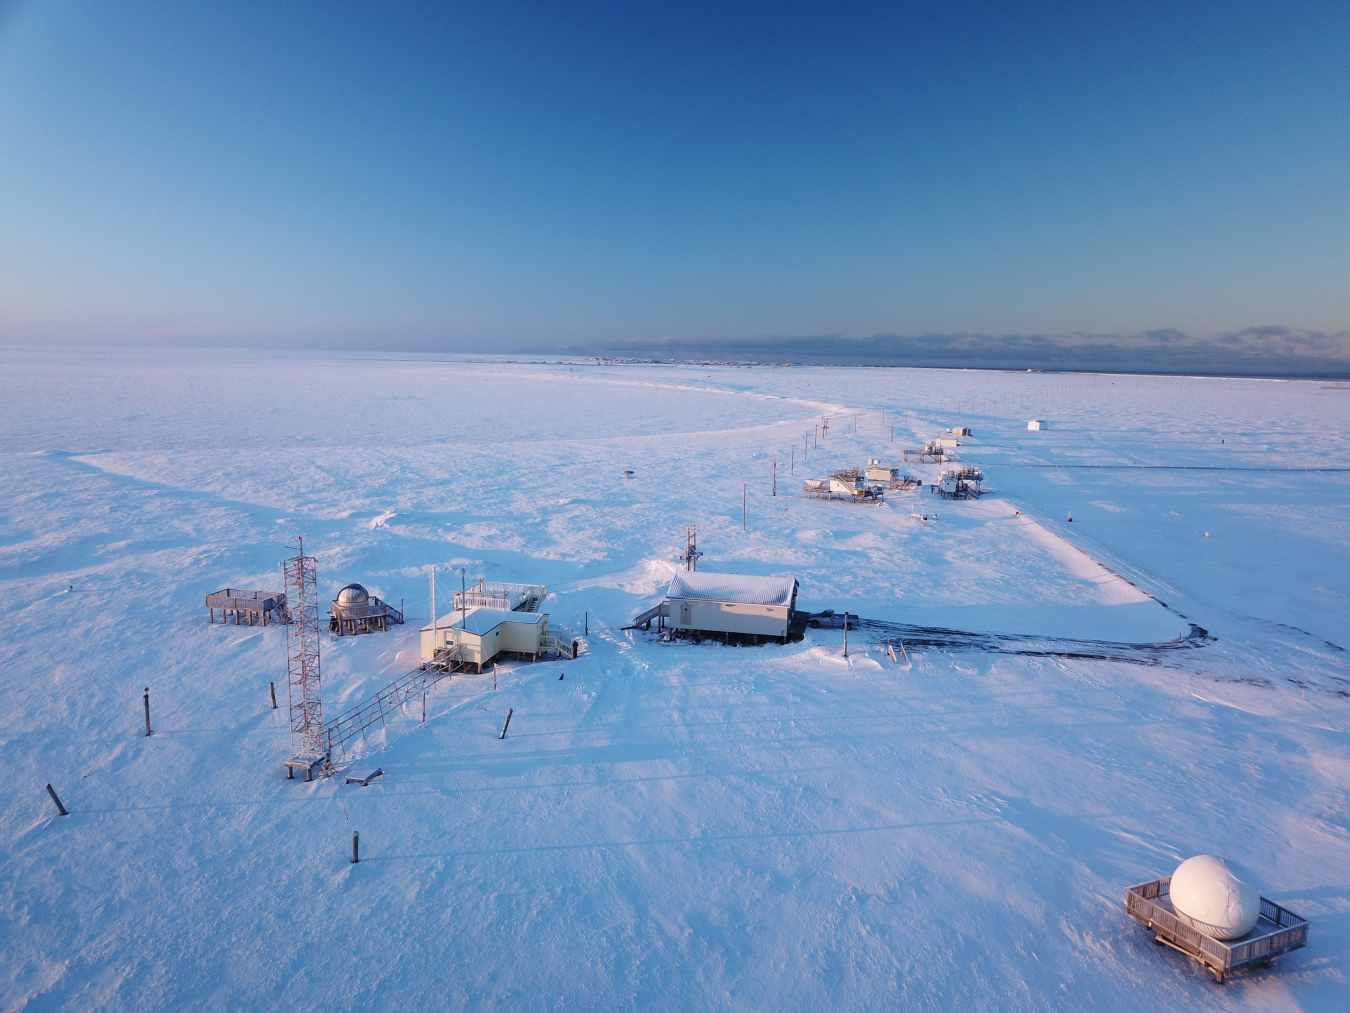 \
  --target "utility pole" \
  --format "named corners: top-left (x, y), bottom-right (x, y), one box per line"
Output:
top-left (742, 484), bottom-right (746, 530)
top-left (790, 445), bottom-right (795, 474)
top-left (429, 566), bottom-right (436, 658)
top-left (772, 460), bottom-right (776, 496)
